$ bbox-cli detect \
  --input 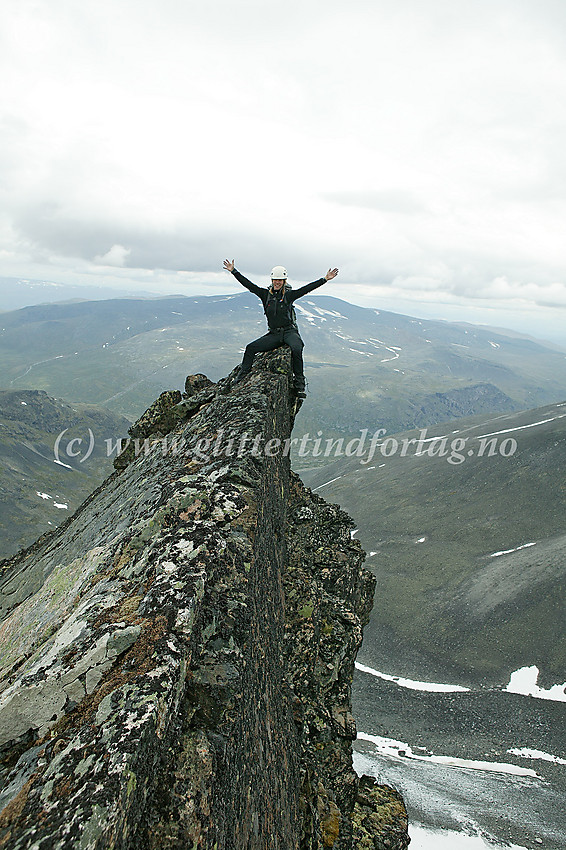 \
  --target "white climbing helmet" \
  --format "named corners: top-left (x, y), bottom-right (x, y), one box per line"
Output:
top-left (271, 265), bottom-right (288, 280)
